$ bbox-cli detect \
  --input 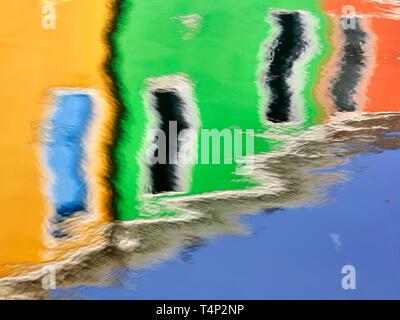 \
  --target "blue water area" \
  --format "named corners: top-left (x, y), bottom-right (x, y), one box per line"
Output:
top-left (44, 93), bottom-right (93, 218)
top-left (52, 148), bottom-right (400, 299)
